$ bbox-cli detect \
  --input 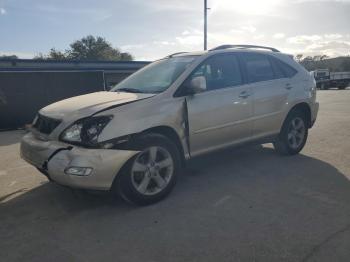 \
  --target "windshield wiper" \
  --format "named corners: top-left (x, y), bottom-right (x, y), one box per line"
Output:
top-left (115, 88), bottom-right (144, 93)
